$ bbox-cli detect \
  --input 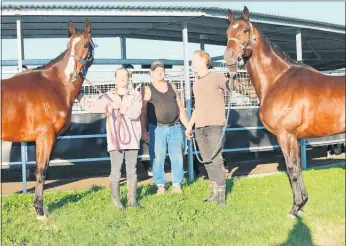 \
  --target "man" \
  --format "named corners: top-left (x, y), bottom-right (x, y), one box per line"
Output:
top-left (141, 61), bottom-right (189, 195)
